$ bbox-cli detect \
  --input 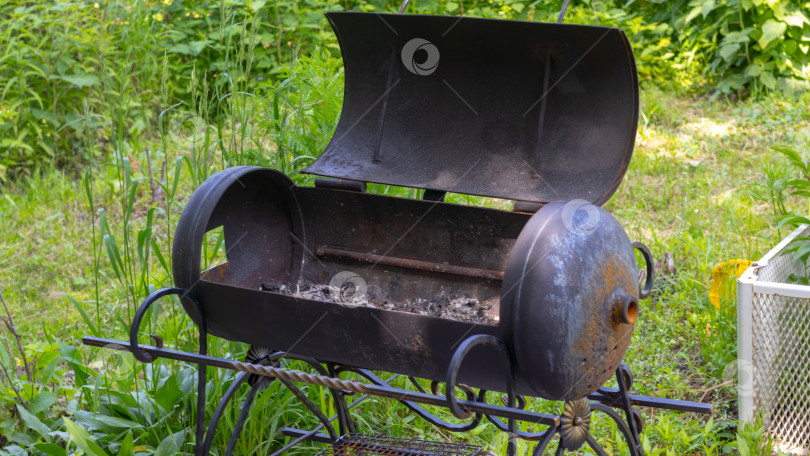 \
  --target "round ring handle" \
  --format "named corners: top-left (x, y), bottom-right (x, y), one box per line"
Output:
top-left (631, 241), bottom-right (654, 299)
top-left (446, 335), bottom-right (515, 420)
top-left (129, 287), bottom-right (201, 363)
